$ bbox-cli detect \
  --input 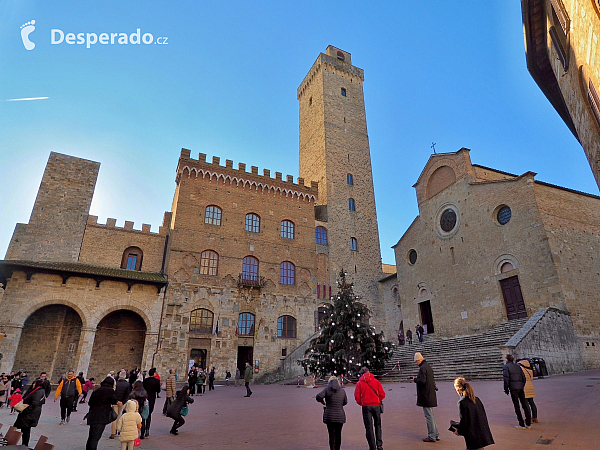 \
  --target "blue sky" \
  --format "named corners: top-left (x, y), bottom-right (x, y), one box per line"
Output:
top-left (0, 1), bottom-right (597, 265)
